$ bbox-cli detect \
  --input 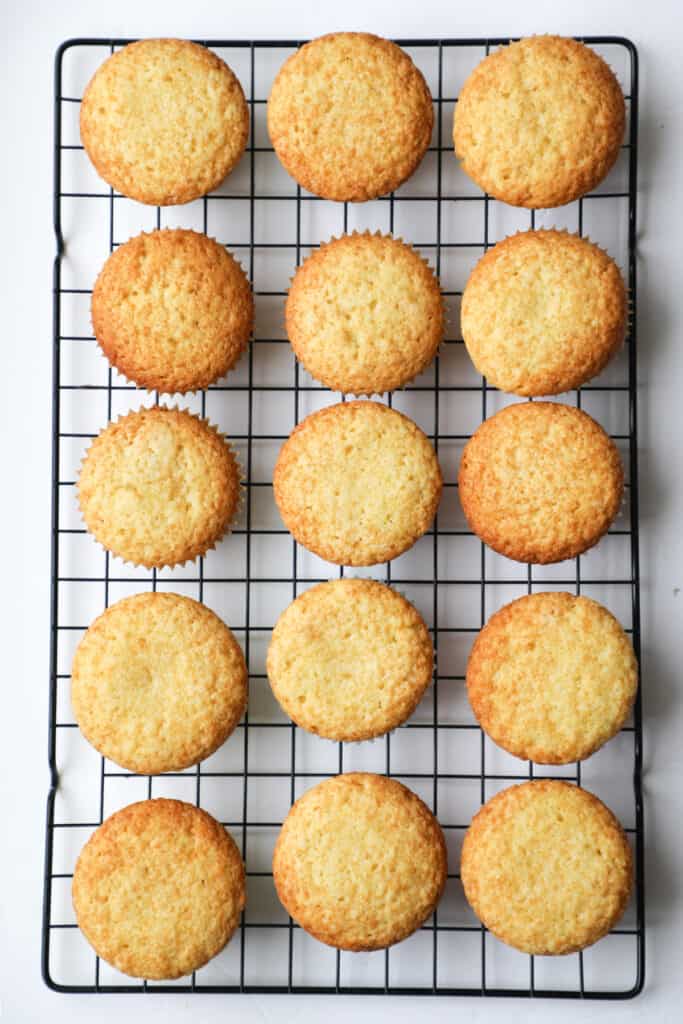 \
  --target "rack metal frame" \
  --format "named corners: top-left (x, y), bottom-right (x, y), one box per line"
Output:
top-left (43, 36), bottom-right (644, 998)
